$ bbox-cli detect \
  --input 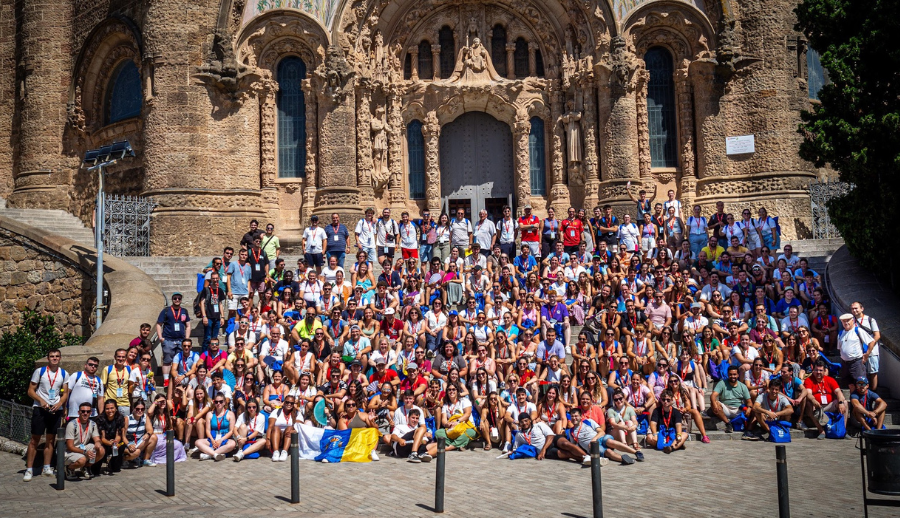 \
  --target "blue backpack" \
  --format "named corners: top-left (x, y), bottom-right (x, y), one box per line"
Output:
top-left (825, 412), bottom-right (846, 439)
top-left (730, 408), bottom-right (748, 431)
top-left (656, 425), bottom-right (677, 450)
top-left (766, 420), bottom-right (792, 443)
